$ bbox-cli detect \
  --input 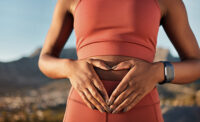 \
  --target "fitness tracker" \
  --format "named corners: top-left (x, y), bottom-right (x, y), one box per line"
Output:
top-left (159, 61), bottom-right (175, 85)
